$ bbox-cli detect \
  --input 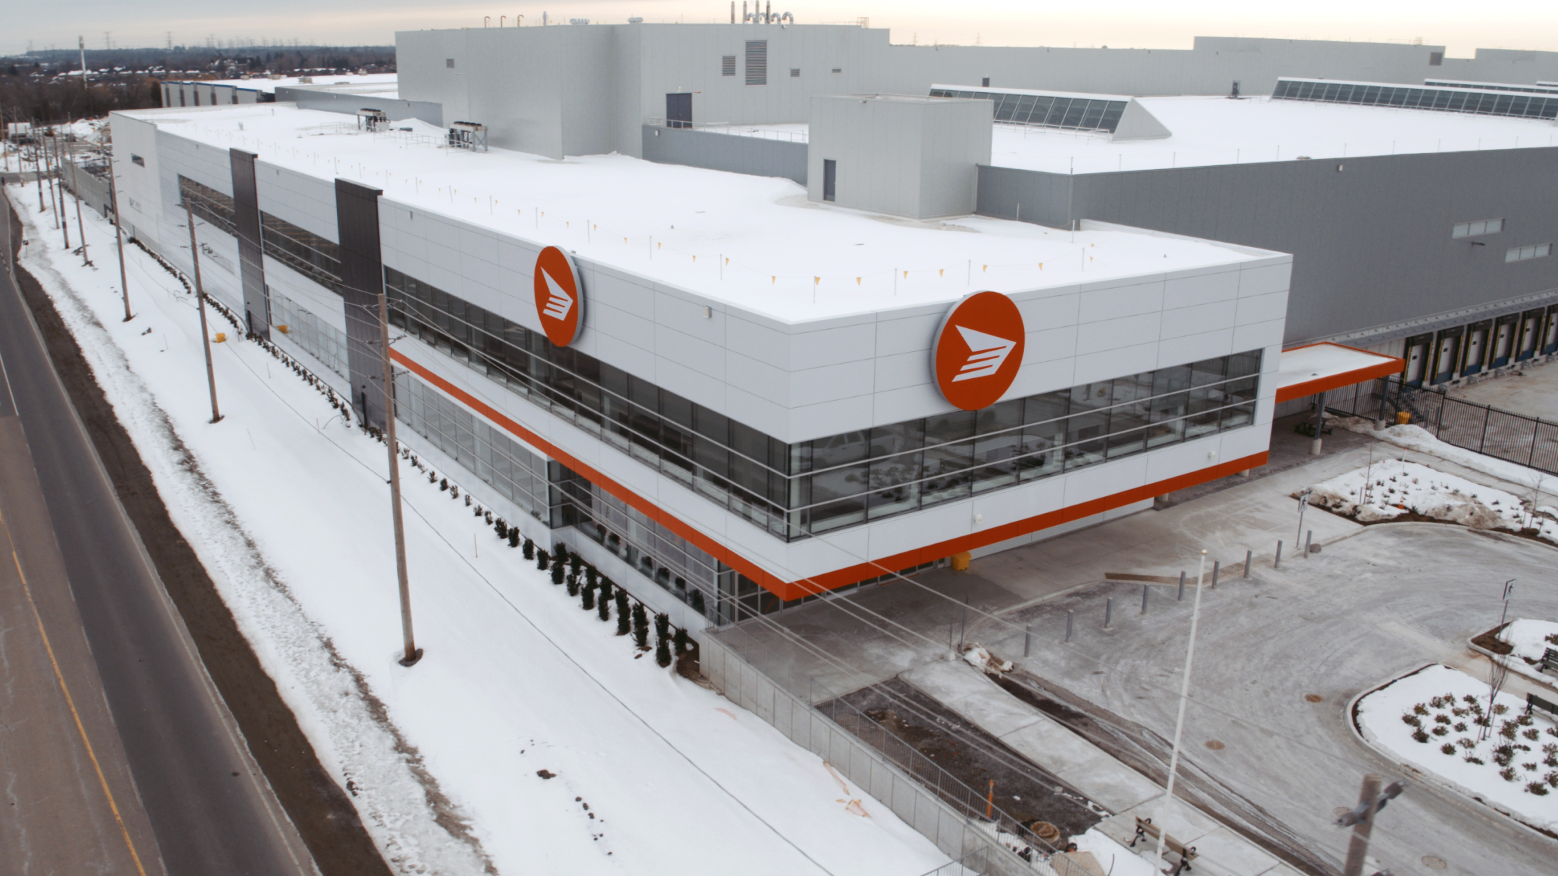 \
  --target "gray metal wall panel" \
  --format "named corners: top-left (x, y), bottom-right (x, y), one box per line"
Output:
top-left (641, 125), bottom-right (807, 184)
top-left (228, 149), bottom-right (270, 337)
top-left (335, 179), bottom-right (390, 428)
top-left (977, 147), bottom-right (1558, 344)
